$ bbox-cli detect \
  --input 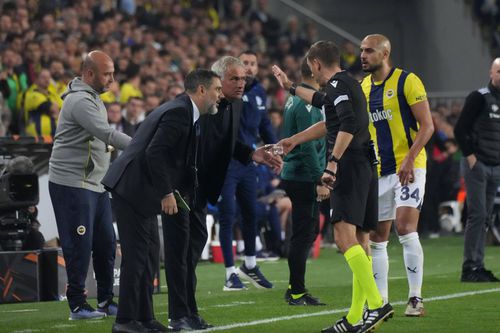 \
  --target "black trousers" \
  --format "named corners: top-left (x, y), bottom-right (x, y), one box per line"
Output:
top-left (282, 180), bottom-right (320, 294)
top-left (162, 193), bottom-right (208, 320)
top-left (112, 194), bottom-right (159, 322)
